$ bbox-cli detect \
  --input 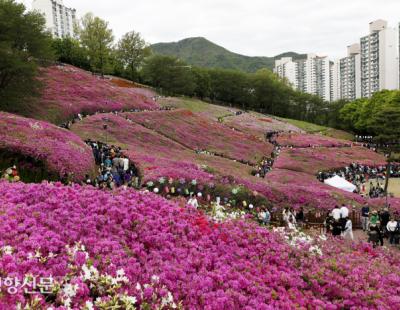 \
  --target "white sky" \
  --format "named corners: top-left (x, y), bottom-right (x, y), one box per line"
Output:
top-left (19, 0), bottom-right (400, 59)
